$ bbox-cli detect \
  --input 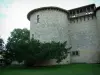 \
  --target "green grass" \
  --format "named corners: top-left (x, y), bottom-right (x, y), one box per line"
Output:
top-left (0, 64), bottom-right (100, 75)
